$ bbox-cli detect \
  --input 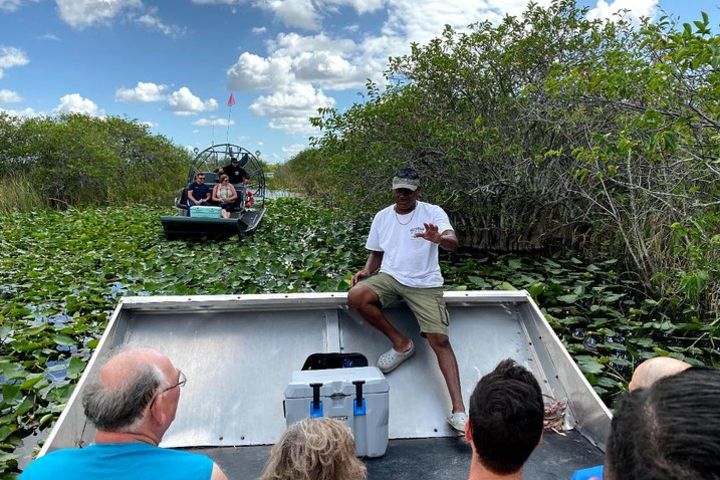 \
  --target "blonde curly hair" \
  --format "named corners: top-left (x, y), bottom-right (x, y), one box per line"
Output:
top-left (260, 418), bottom-right (367, 480)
